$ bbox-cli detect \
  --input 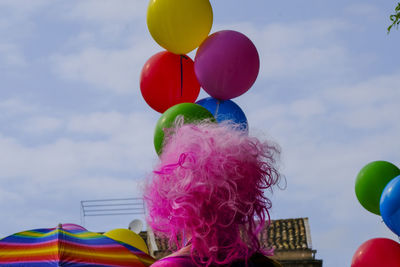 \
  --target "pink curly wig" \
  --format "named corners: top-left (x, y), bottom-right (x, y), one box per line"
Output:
top-left (144, 122), bottom-right (281, 266)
